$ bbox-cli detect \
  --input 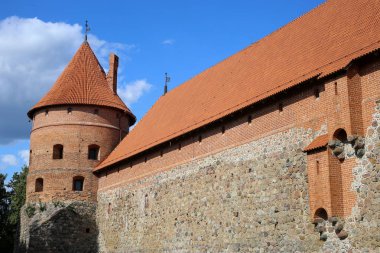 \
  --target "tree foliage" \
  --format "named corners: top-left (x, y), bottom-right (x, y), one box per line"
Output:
top-left (0, 173), bottom-right (12, 252)
top-left (0, 166), bottom-right (28, 252)
top-left (7, 166), bottom-right (28, 226)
